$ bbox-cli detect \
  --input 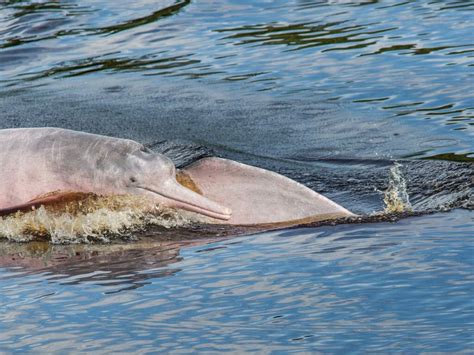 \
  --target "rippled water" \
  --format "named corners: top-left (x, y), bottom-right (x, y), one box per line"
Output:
top-left (0, 0), bottom-right (473, 352)
top-left (1, 211), bottom-right (473, 352)
top-left (1, 0), bottom-right (473, 138)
